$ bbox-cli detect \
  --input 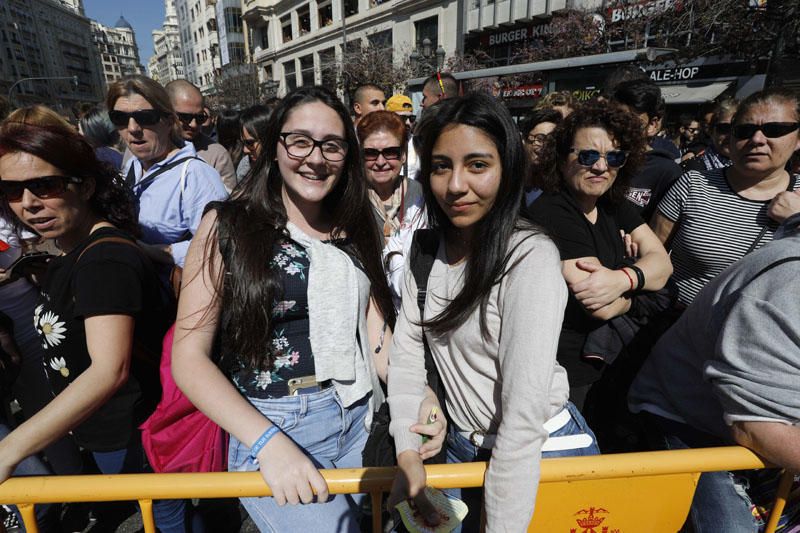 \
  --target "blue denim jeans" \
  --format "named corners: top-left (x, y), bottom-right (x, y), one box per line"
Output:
top-left (644, 413), bottom-right (757, 533)
top-left (228, 388), bottom-right (370, 533)
top-left (445, 402), bottom-right (600, 533)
